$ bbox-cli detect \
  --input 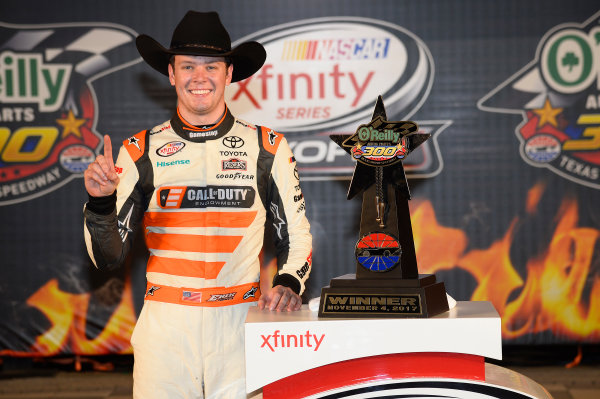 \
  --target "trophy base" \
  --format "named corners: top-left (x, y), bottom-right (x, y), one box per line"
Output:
top-left (318, 274), bottom-right (449, 318)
